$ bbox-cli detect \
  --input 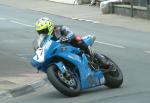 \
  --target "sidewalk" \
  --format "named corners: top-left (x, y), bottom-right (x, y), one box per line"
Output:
top-left (0, 72), bottom-right (47, 99)
top-left (0, 72), bottom-right (46, 90)
top-left (0, 0), bottom-right (150, 32)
